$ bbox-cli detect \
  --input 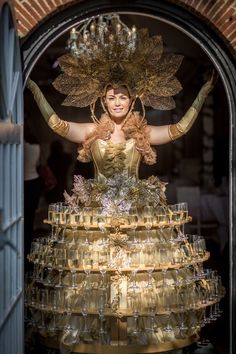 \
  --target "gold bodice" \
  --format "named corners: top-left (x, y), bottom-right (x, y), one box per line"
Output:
top-left (90, 138), bottom-right (141, 181)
